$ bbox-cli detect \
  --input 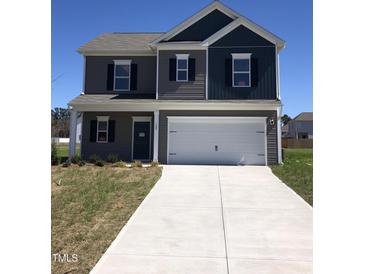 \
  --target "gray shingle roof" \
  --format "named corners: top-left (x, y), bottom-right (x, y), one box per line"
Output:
top-left (69, 94), bottom-right (134, 105)
top-left (77, 32), bottom-right (164, 53)
top-left (293, 112), bottom-right (313, 121)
